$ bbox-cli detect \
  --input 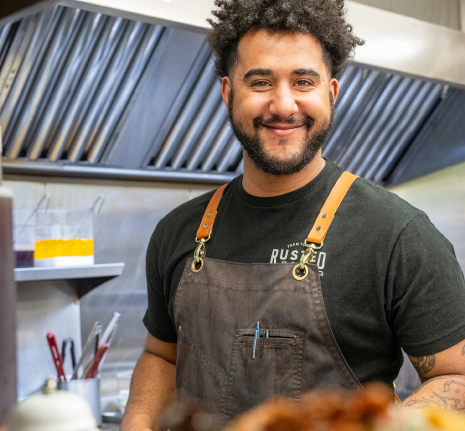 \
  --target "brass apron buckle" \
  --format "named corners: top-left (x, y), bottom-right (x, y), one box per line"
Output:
top-left (191, 236), bottom-right (210, 273)
top-left (292, 241), bottom-right (323, 281)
